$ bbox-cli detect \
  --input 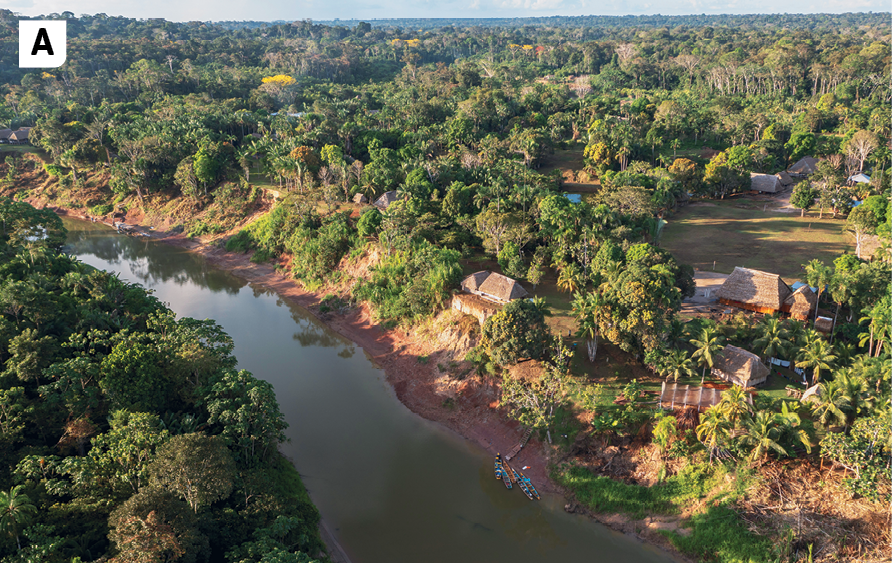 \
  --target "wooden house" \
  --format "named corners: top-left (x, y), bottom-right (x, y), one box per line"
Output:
top-left (373, 190), bottom-right (398, 210)
top-left (716, 267), bottom-right (791, 315)
top-left (776, 171), bottom-right (795, 187)
top-left (8, 128), bottom-right (30, 144)
top-left (788, 156), bottom-right (819, 178)
top-left (460, 271), bottom-right (528, 304)
top-left (717, 267), bottom-right (817, 320)
top-left (814, 316), bottom-right (833, 333)
top-left (782, 285), bottom-right (818, 320)
top-left (750, 173), bottom-right (781, 193)
top-left (451, 293), bottom-right (500, 325)
top-left (712, 346), bottom-right (769, 387)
